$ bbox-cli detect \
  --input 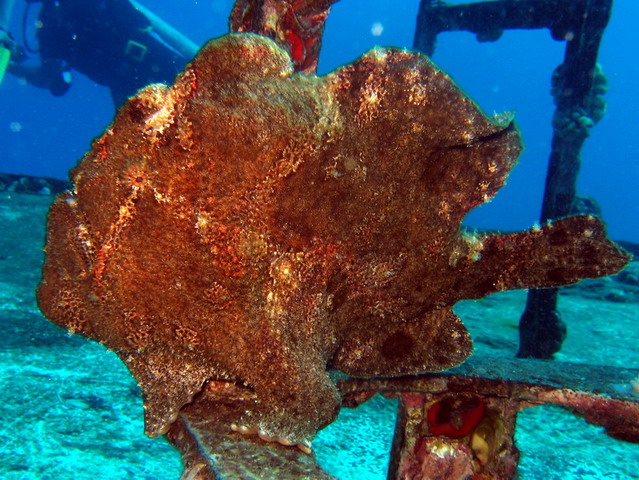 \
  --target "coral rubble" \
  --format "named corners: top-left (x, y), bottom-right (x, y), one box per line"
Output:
top-left (37, 33), bottom-right (629, 455)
